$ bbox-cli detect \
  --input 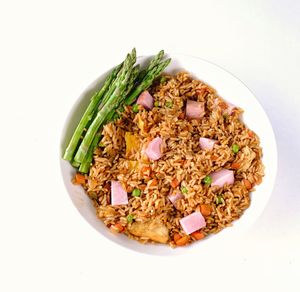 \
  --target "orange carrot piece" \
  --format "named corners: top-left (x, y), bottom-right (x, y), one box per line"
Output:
top-left (176, 236), bottom-right (189, 246)
top-left (173, 233), bottom-right (182, 243)
top-left (171, 178), bottom-right (180, 189)
top-left (178, 112), bottom-right (185, 119)
top-left (191, 231), bottom-right (205, 241)
top-left (74, 173), bottom-right (86, 185)
top-left (114, 223), bottom-right (125, 233)
top-left (200, 204), bottom-right (212, 216)
top-left (231, 162), bottom-right (240, 170)
top-left (150, 179), bottom-right (158, 187)
top-left (248, 131), bottom-right (254, 138)
top-left (243, 179), bottom-right (252, 190)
